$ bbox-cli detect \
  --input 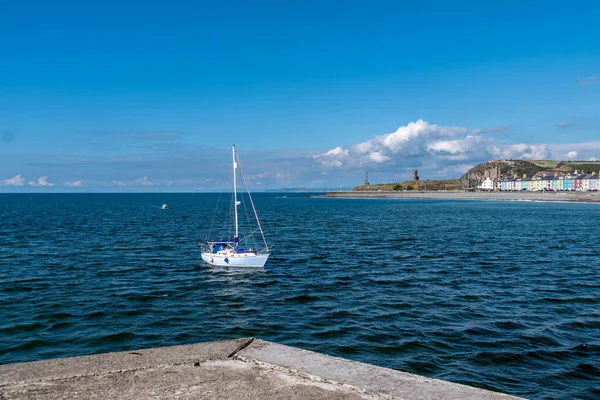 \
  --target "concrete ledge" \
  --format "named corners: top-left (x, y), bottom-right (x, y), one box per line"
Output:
top-left (0, 337), bottom-right (251, 386)
top-left (236, 339), bottom-right (523, 400)
top-left (0, 338), bottom-right (526, 399)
